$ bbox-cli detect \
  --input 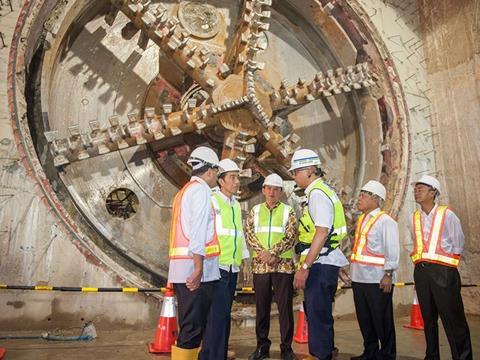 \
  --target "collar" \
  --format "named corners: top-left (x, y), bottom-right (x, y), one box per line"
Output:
top-left (365, 207), bottom-right (381, 218)
top-left (305, 177), bottom-right (323, 194)
top-left (214, 188), bottom-right (235, 204)
top-left (263, 201), bottom-right (281, 211)
top-left (191, 176), bottom-right (212, 193)
top-left (421, 203), bottom-right (438, 217)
